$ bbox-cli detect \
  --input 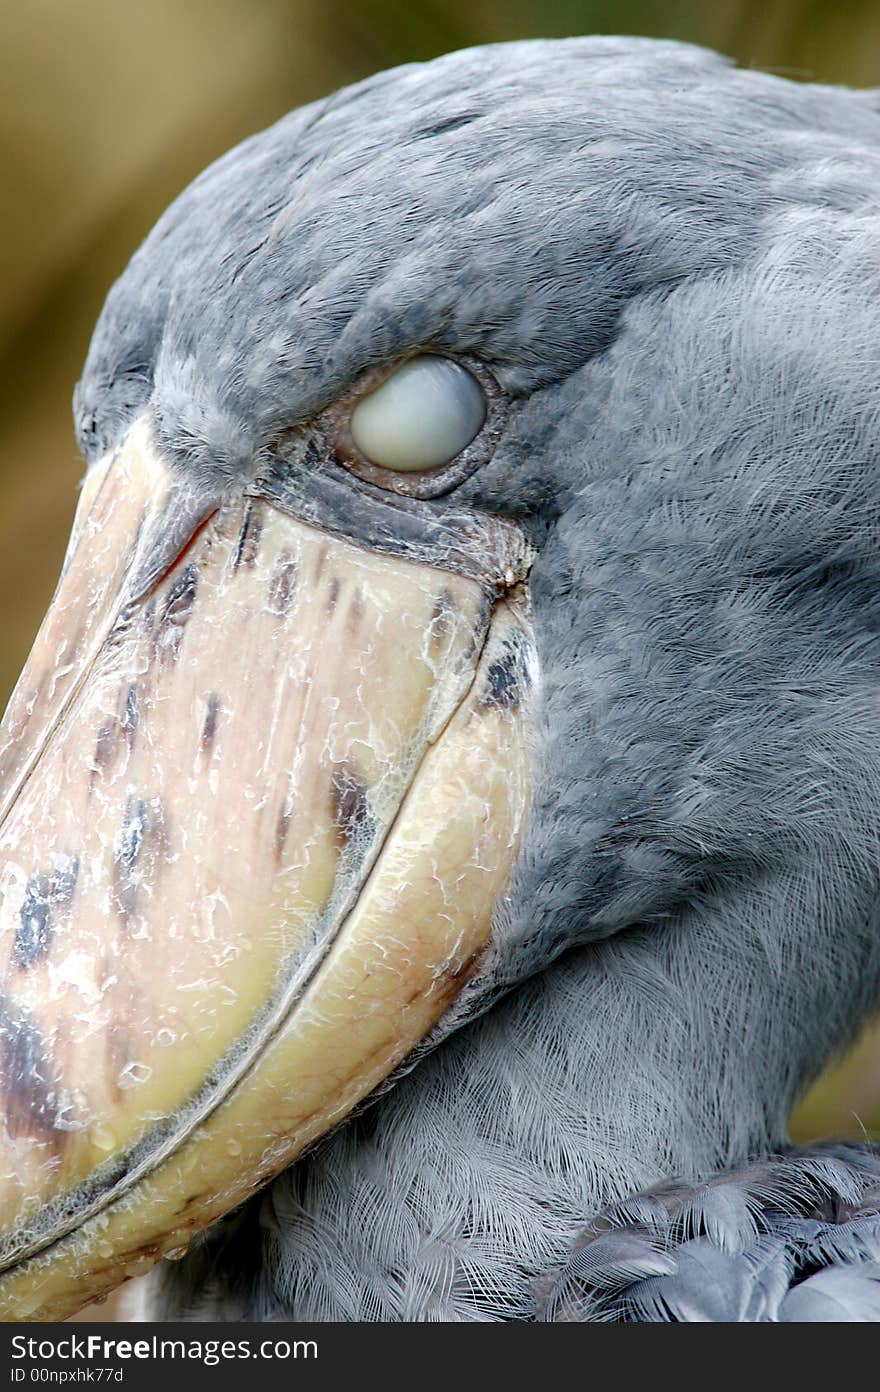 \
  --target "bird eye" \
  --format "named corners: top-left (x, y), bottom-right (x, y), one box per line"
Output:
top-left (349, 355), bottom-right (486, 473)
